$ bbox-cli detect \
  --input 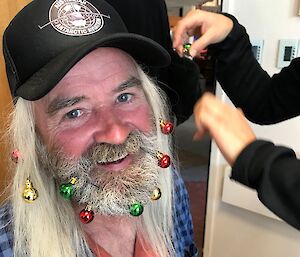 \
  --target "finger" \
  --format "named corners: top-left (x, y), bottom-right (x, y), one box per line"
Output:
top-left (172, 11), bottom-right (203, 49)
